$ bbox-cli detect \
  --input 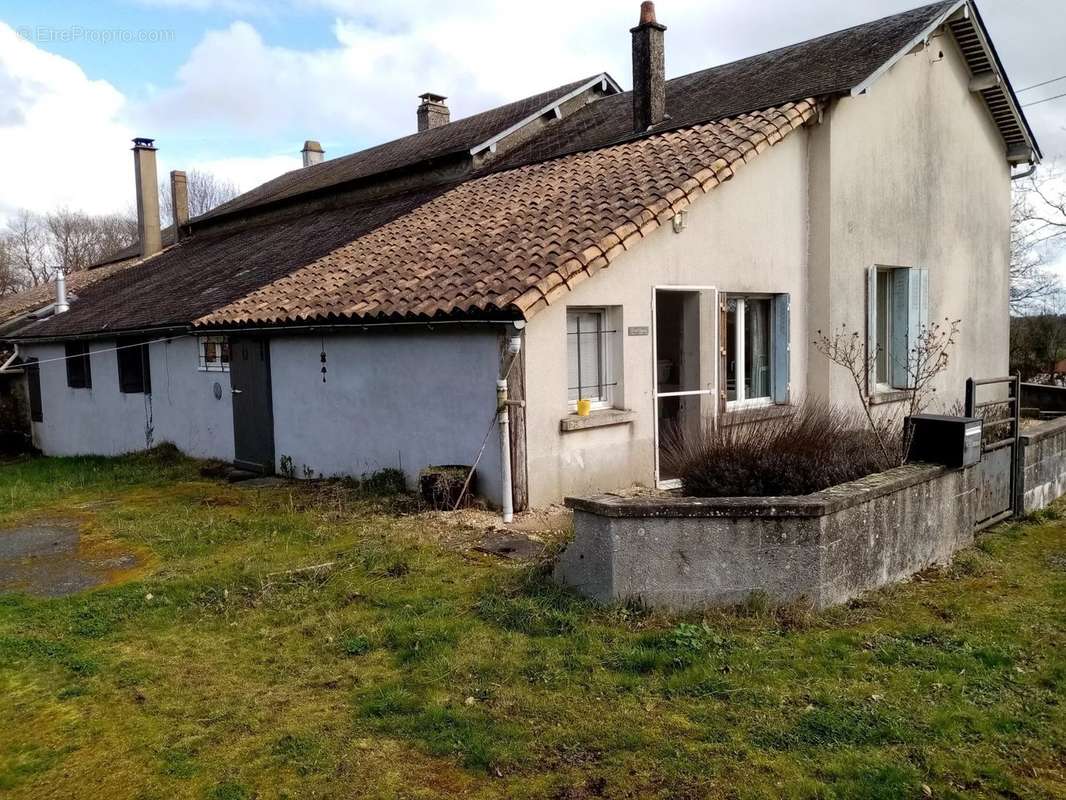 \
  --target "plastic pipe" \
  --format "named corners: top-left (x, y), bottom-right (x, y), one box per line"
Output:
top-left (498, 378), bottom-right (513, 523)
